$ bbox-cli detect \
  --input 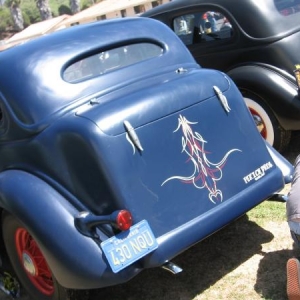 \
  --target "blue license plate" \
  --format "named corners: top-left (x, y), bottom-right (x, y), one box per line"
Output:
top-left (101, 220), bottom-right (158, 273)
